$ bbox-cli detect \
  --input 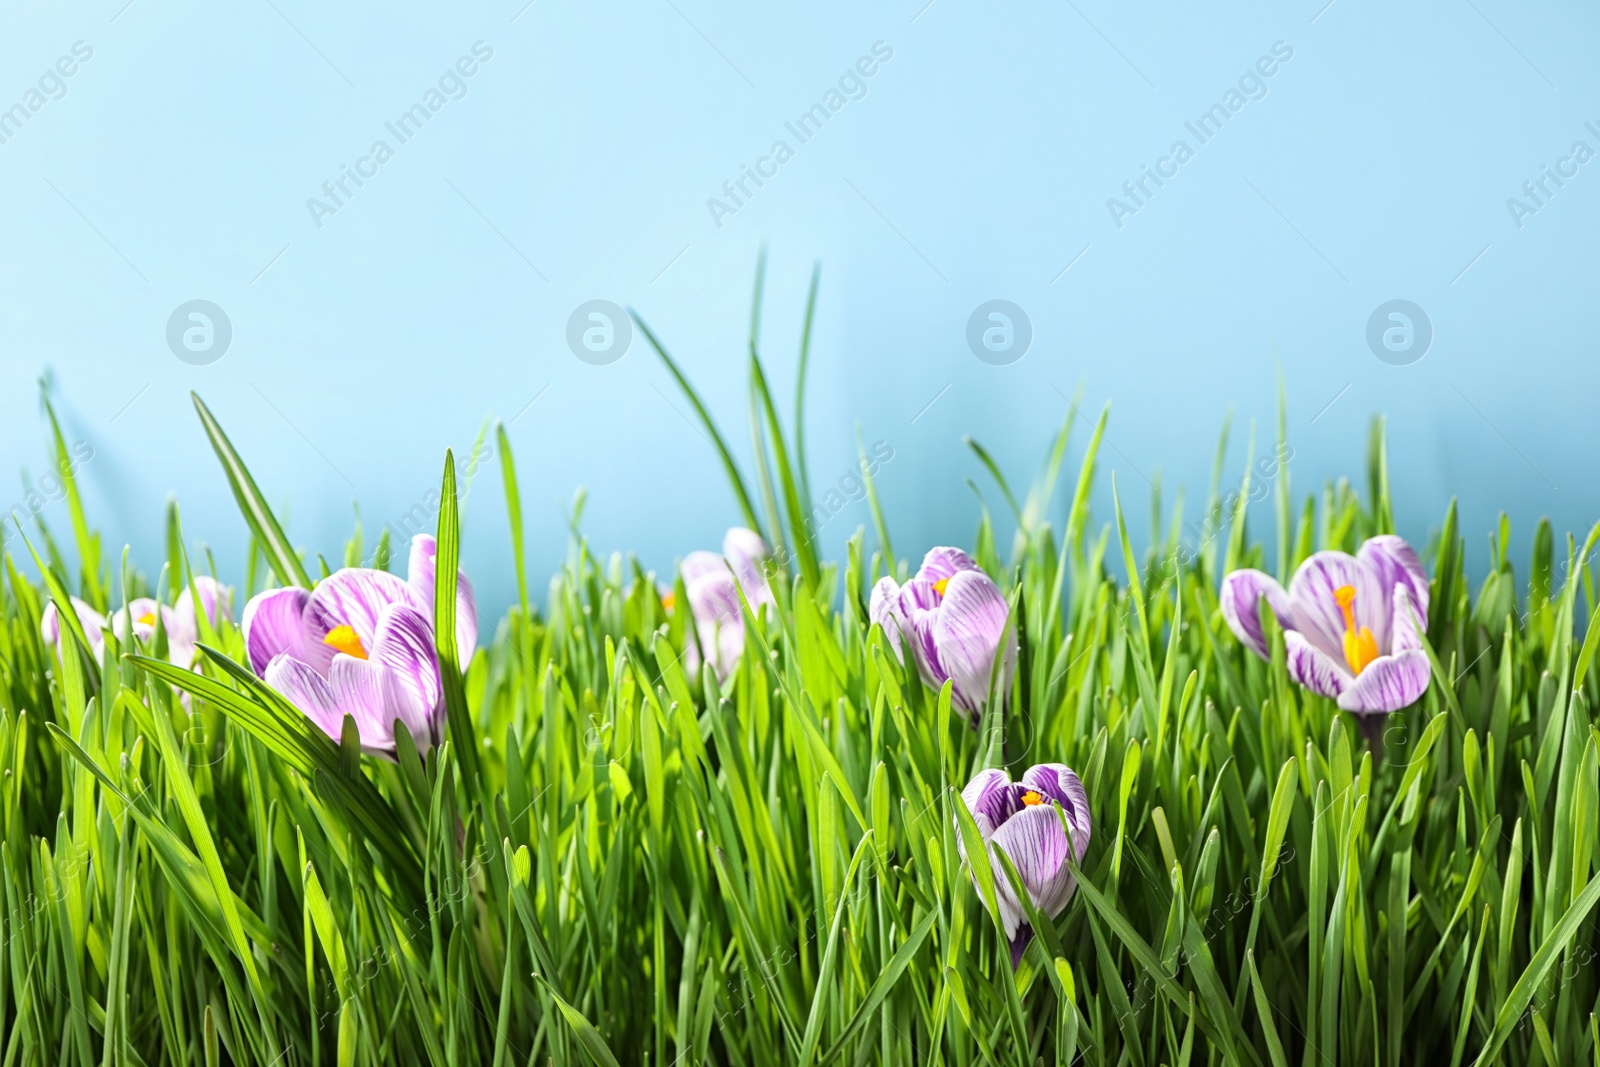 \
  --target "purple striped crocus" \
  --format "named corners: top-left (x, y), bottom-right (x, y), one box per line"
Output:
top-left (1221, 534), bottom-right (1431, 715)
top-left (241, 535), bottom-right (476, 758)
top-left (42, 596), bottom-right (108, 661)
top-left (870, 548), bottom-right (1016, 722)
top-left (42, 577), bottom-right (231, 672)
top-left (670, 527), bottom-right (772, 680)
top-left (958, 764), bottom-right (1092, 968)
